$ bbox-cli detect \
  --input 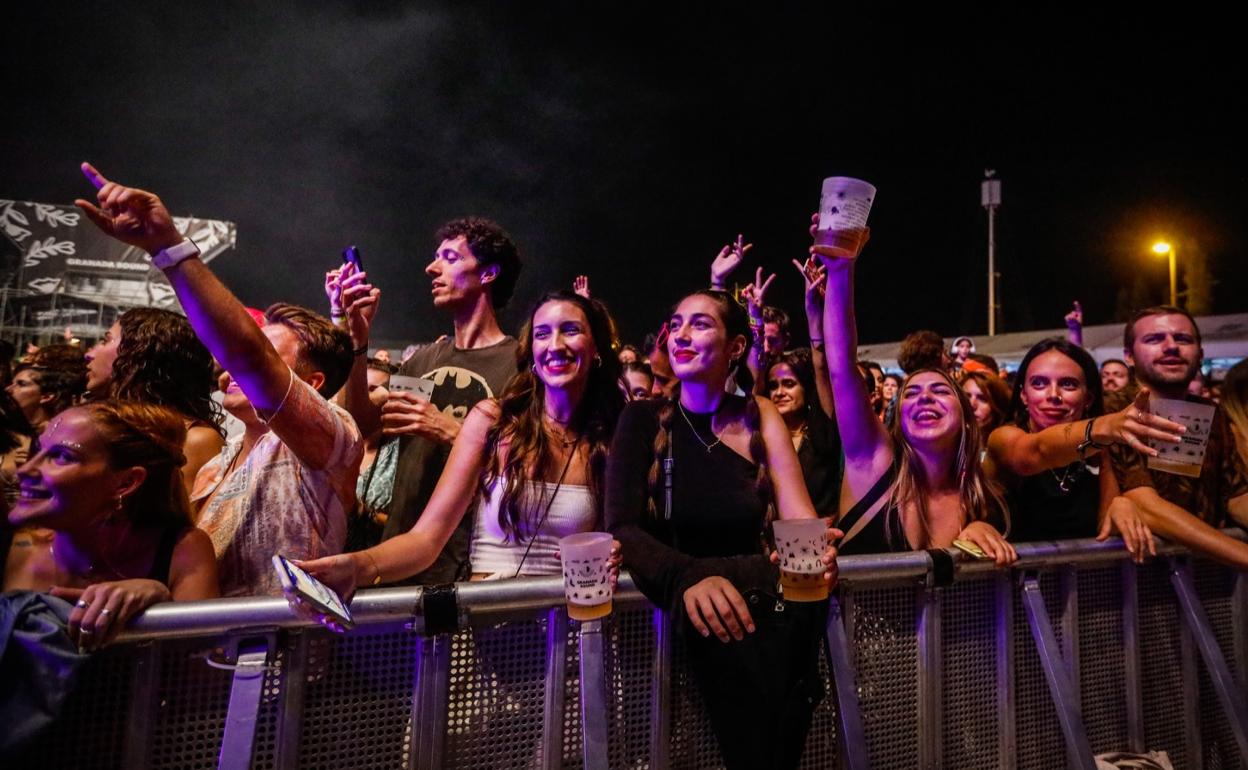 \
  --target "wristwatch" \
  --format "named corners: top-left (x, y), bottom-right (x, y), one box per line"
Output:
top-left (151, 238), bottom-right (201, 270)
